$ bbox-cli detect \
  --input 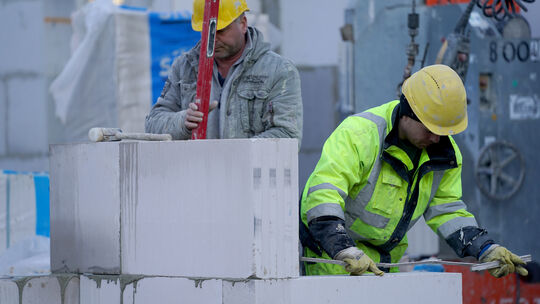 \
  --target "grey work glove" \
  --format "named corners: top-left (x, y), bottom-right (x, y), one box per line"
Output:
top-left (335, 247), bottom-right (384, 276)
top-left (479, 244), bottom-right (528, 278)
